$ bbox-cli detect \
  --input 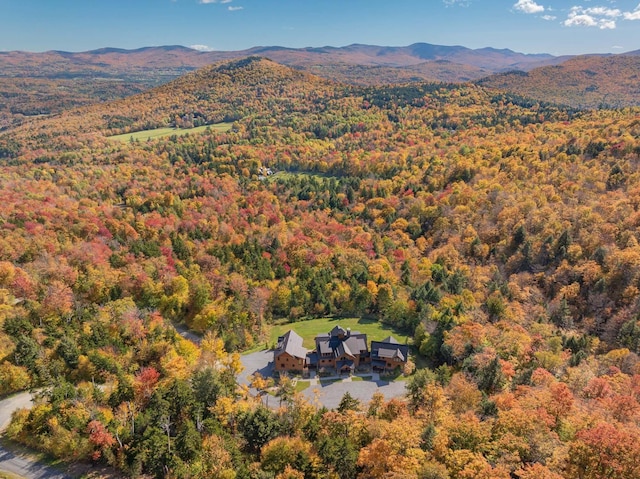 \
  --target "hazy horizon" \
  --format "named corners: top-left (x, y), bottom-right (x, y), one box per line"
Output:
top-left (2, 0), bottom-right (639, 56)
